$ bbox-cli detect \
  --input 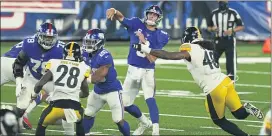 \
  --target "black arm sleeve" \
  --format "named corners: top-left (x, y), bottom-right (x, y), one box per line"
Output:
top-left (13, 51), bottom-right (29, 78)
top-left (207, 13), bottom-right (214, 27)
